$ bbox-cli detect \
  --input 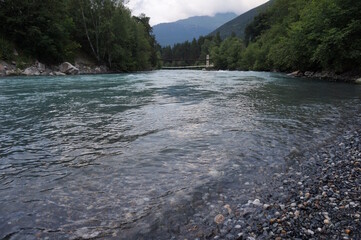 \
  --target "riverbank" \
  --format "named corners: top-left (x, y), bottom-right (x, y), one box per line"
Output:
top-left (125, 125), bottom-right (361, 240)
top-left (209, 128), bottom-right (361, 239)
top-left (0, 59), bottom-right (109, 77)
top-left (287, 70), bottom-right (361, 84)
top-left (136, 129), bottom-right (361, 240)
